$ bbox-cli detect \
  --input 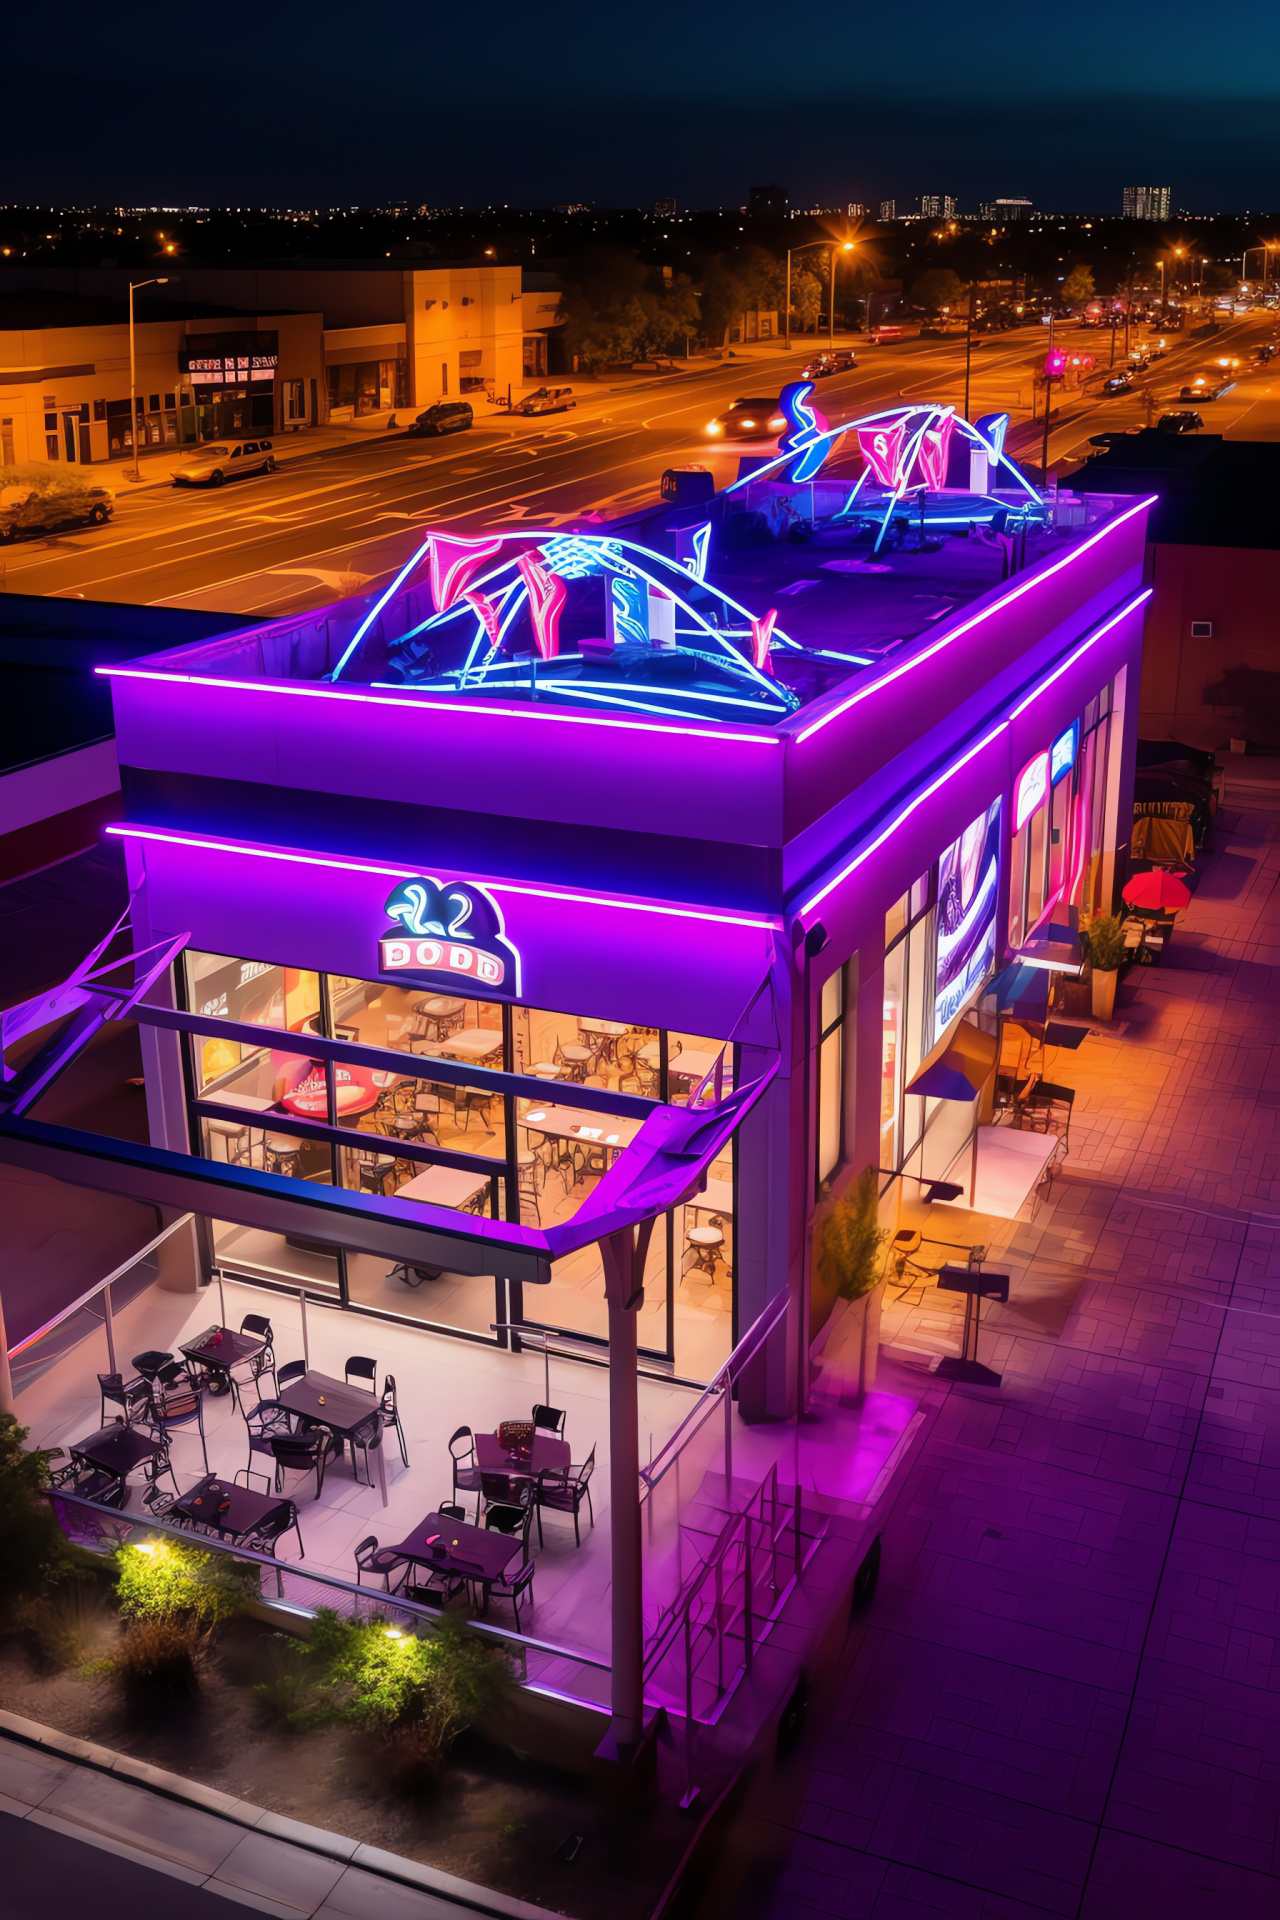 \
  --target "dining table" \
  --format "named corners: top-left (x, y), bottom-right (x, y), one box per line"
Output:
top-left (687, 1177), bottom-right (734, 1217)
top-left (396, 1165), bottom-right (493, 1213)
top-left (179, 1324), bottom-right (267, 1395)
top-left (389, 1509), bottom-right (521, 1607)
top-left (168, 1473), bottom-right (294, 1549)
top-left (518, 1104), bottom-right (642, 1152)
top-left (417, 1029), bottom-right (504, 1064)
top-left (70, 1424), bottom-right (163, 1481)
top-left (274, 1370), bottom-right (388, 1504)
top-left (475, 1428), bottom-right (571, 1484)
